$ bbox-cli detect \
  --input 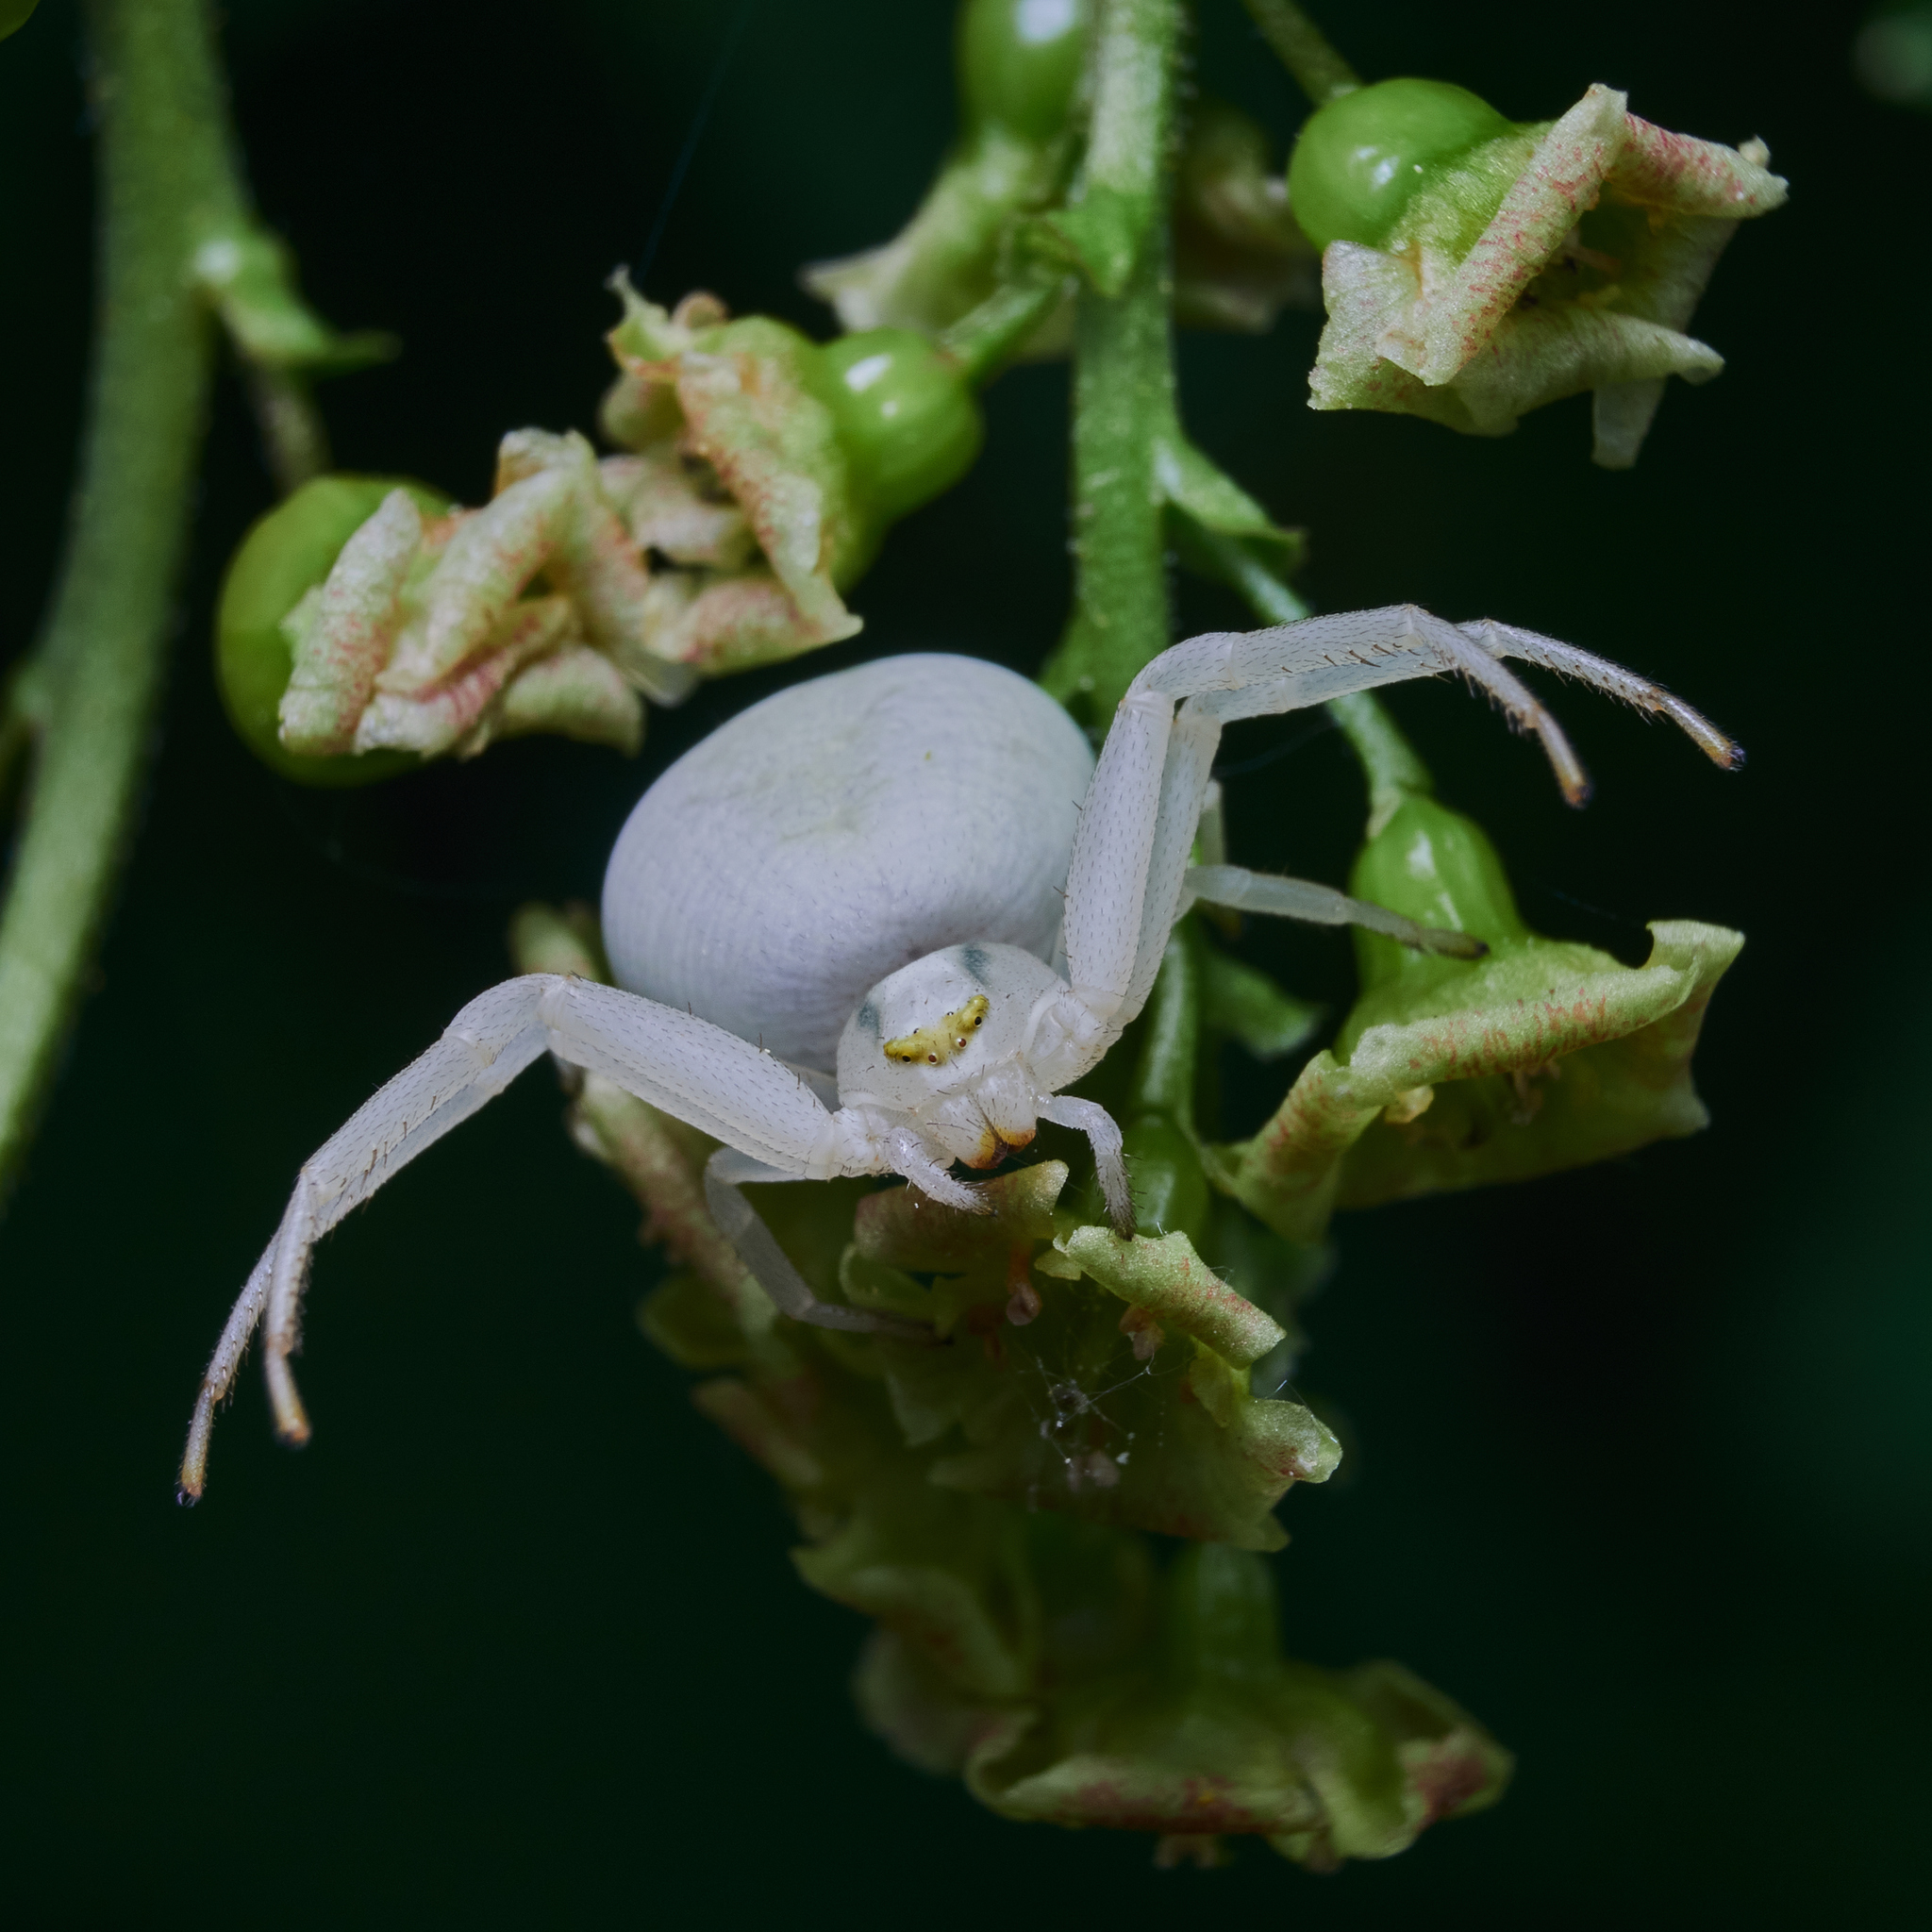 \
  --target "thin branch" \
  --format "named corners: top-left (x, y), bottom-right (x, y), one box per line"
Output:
top-left (1240, 0), bottom-right (1360, 106)
top-left (242, 365), bottom-right (332, 494)
top-left (938, 274), bottom-right (1067, 385)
